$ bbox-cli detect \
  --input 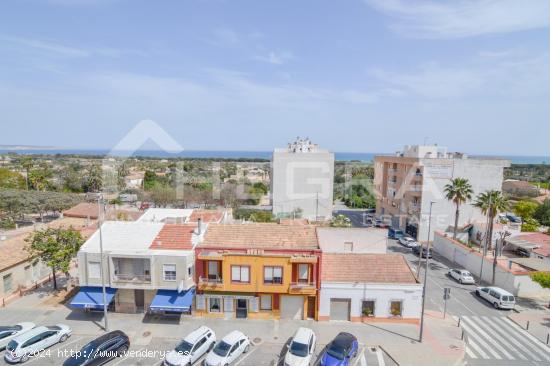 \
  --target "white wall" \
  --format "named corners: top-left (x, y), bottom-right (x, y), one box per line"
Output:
top-left (319, 282), bottom-right (422, 319)
top-left (433, 233), bottom-right (550, 297)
